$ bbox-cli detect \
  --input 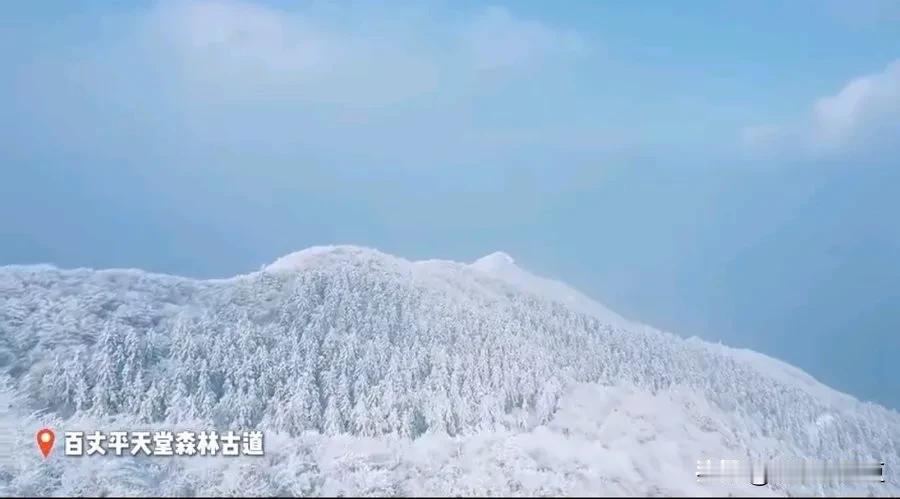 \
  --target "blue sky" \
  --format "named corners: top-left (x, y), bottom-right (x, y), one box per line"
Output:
top-left (2, 1), bottom-right (899, 409)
